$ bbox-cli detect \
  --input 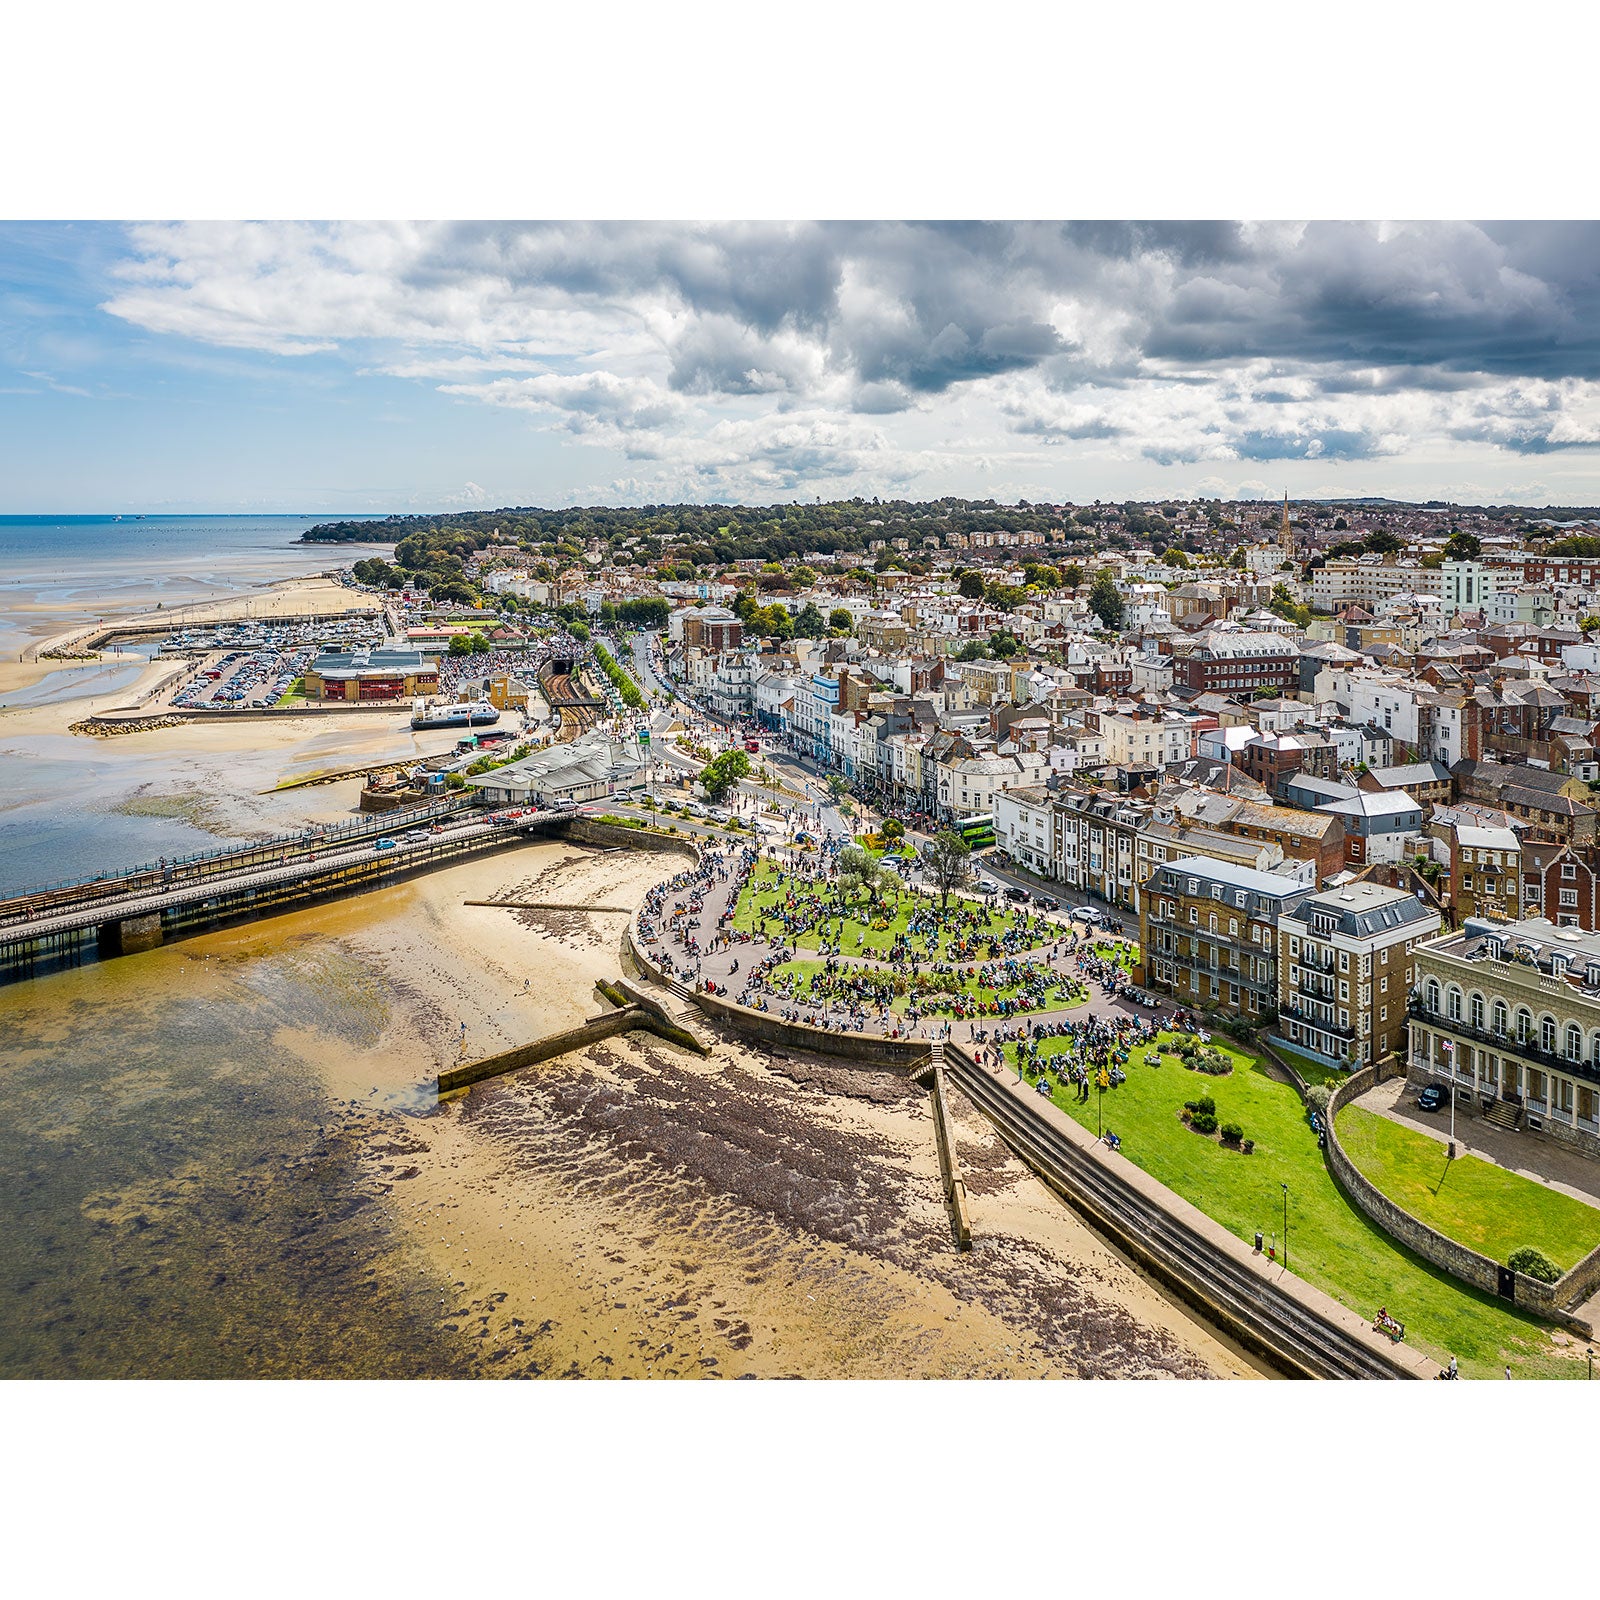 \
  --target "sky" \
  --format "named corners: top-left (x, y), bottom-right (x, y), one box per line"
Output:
top-left (6, 220), bottom-right (1600, 513)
